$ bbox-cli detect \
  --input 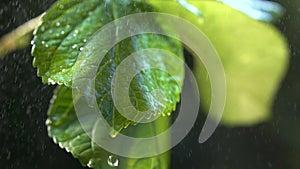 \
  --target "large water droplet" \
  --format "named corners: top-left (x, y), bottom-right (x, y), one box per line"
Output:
top-left (107, 155), bottom-right (119, 167)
